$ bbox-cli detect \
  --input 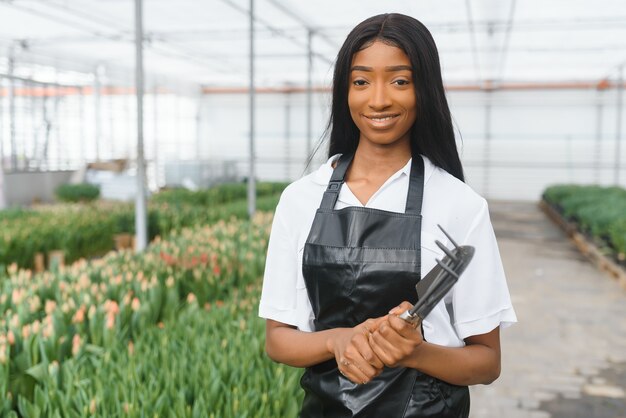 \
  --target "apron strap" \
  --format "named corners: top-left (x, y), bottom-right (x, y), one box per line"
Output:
top-left (319, 153), bottom-right (424, 214)
top-left (319, 153), bottom-right (354, 210)
top-left (405, 155), bottom-right (424, 215)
